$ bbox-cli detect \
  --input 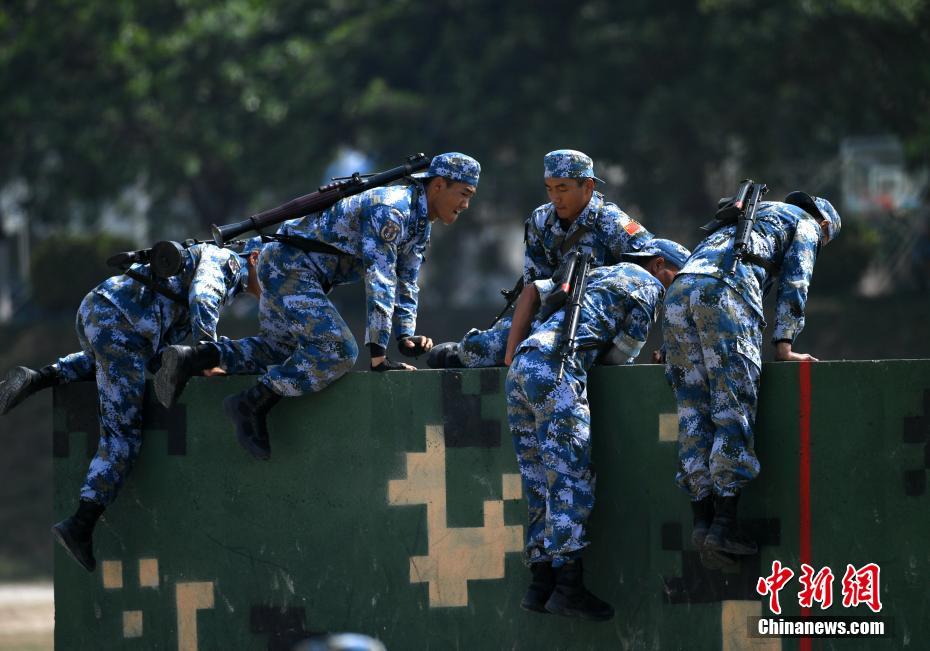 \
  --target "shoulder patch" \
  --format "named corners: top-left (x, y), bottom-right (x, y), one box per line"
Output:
top-left (623, 217), bottom-right (645, 236)
top-left (380, 220), bottom-right (402, 243)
